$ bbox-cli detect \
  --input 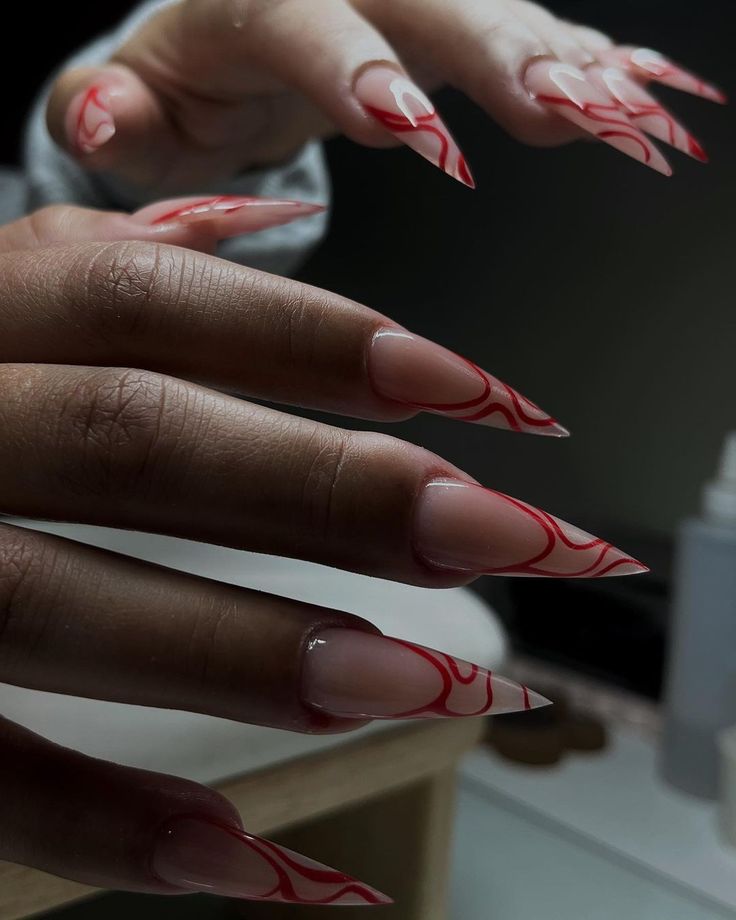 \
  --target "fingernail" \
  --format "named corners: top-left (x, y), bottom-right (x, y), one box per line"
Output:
top-left (134, 196), bottom-right (326, 237)
top-left (602, 47), bottom-right (727, 104)
top-left (590, 65), bottom-right (708, 162)
top-left (525, 60), bottom-right (672, 176)
top-left (153, 816), bottom-right (392, 905)
top-left (369, 328), bottom-right (568, 437)
top-left (70, 86), bottom-right (116, 154)
top-left (303, 628), bottom-right (550, 719)
top-left (354, 64), bottom-right (475, 188)
top-left (413, 479), bottom-right (649, 577)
